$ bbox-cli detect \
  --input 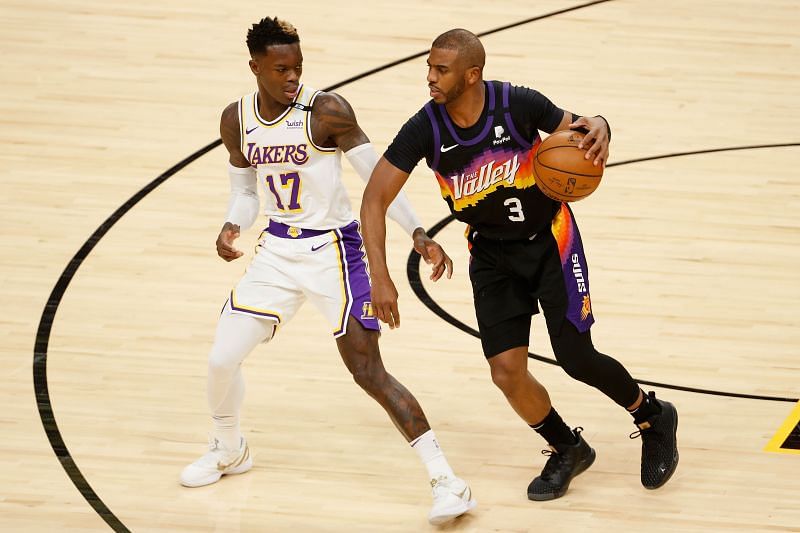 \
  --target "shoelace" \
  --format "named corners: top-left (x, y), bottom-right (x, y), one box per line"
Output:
top-left (537, 426), bottom-right (586, 480)
top-left (538, 449), bottom-right (563, 480)
top-left (430, 475), bottom-right (451, 496)
top-left (630, 427), bottom-right (663, 460)
top-left (538, 426), bottom-right (585, 477)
